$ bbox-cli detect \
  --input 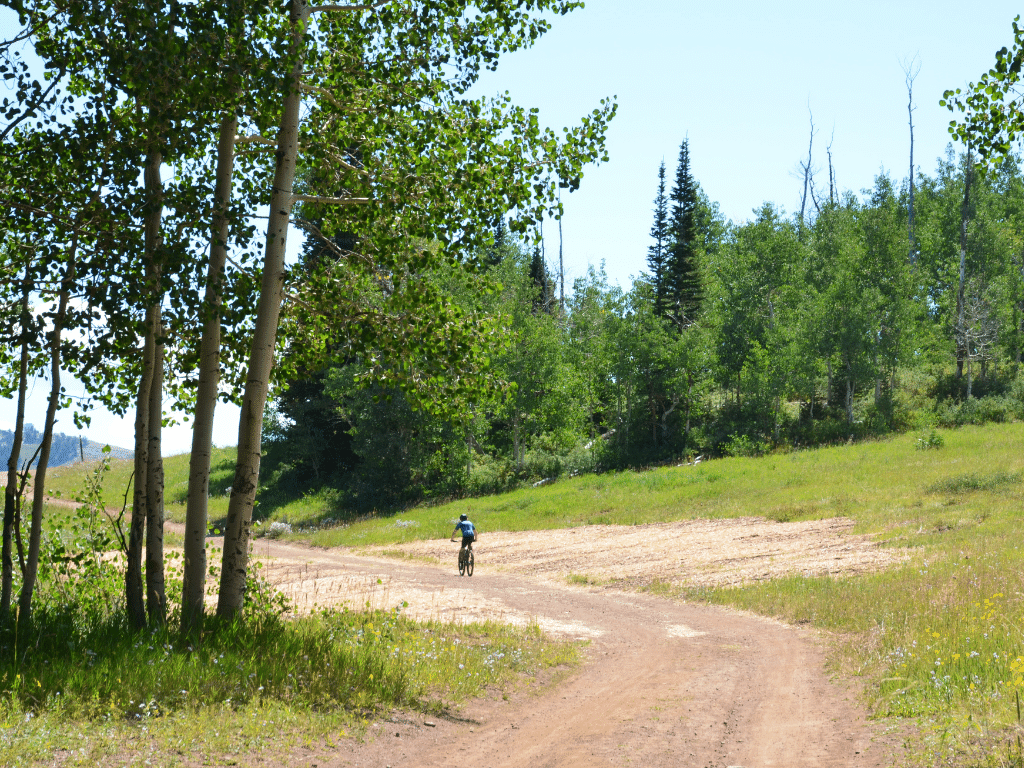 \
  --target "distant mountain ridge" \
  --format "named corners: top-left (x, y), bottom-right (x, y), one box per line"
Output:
top-left (0, 425), bottom-right (133, 469)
